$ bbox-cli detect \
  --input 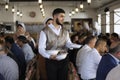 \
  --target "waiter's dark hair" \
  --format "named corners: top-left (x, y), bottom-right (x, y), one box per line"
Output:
top-left (52, 8), bottom-right (65, 16)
